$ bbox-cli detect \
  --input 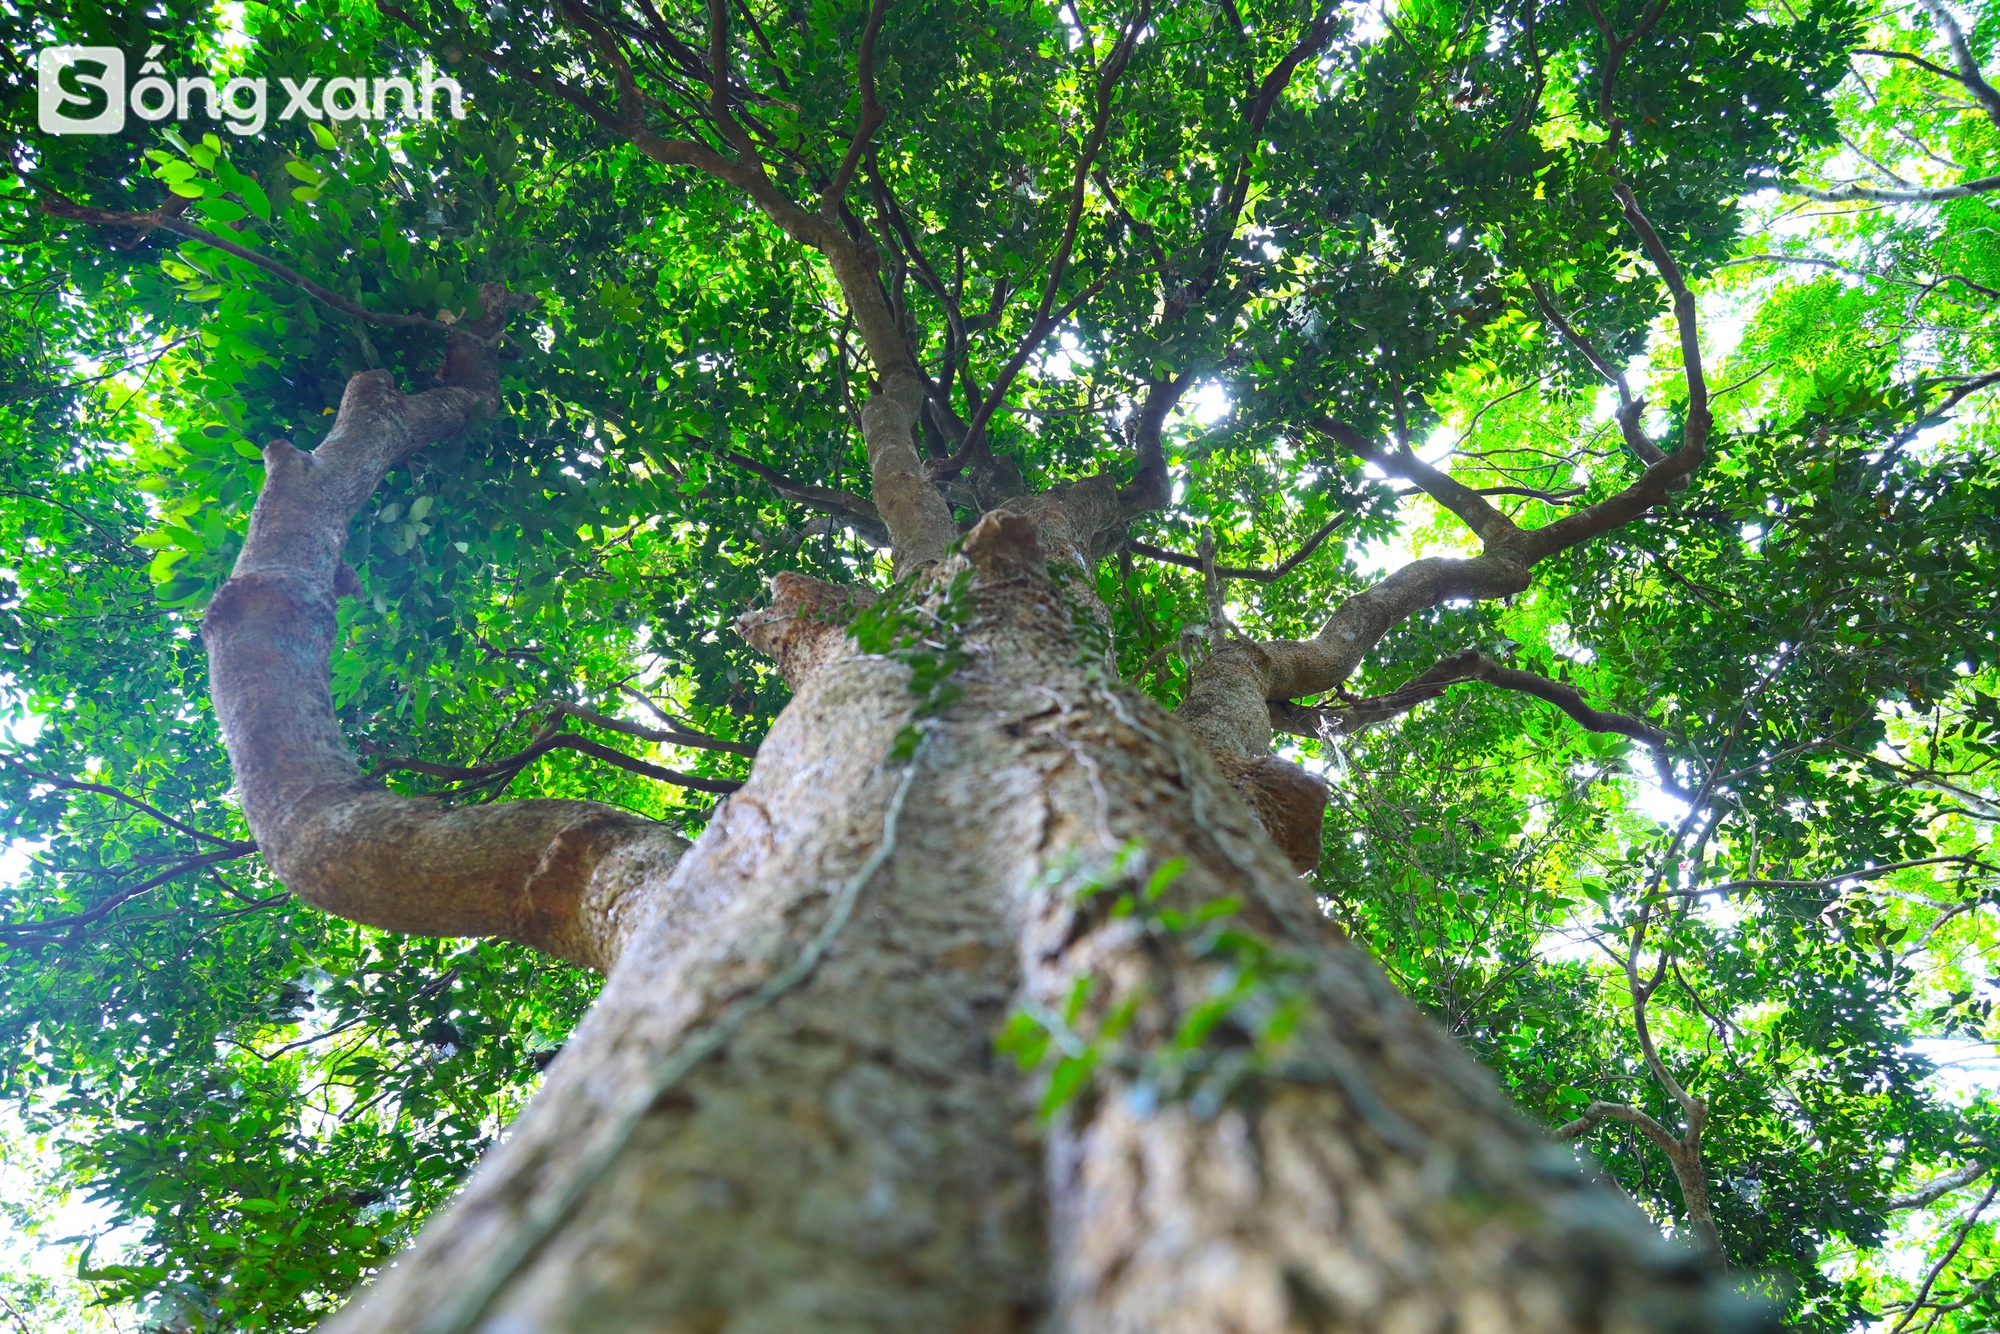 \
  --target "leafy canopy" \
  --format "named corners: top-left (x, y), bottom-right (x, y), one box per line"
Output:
top-left (1, 0), bottom-right (1998, 1328)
